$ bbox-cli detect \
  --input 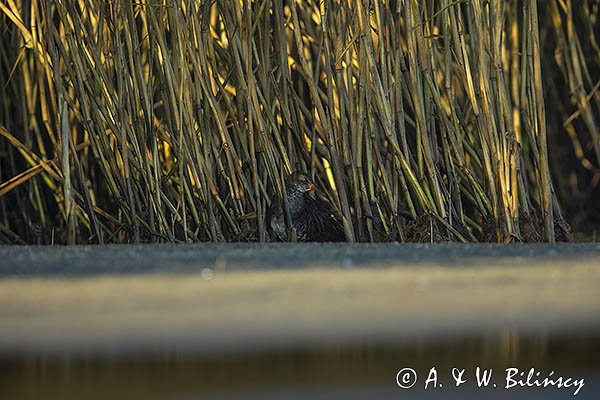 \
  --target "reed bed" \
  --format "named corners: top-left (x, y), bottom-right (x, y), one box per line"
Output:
top-left (0, 0), bottom-right (596, 244)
